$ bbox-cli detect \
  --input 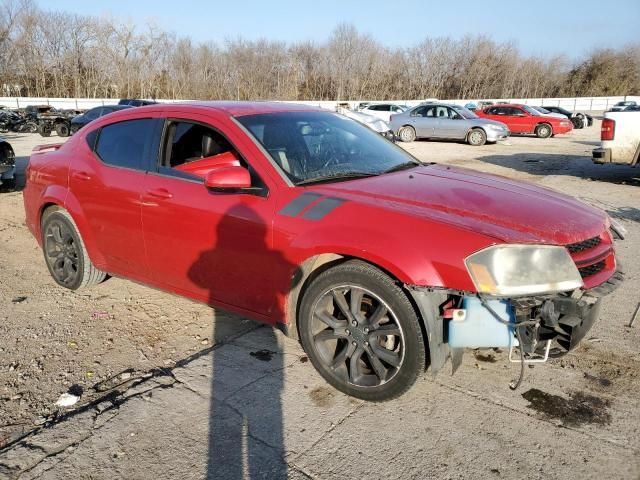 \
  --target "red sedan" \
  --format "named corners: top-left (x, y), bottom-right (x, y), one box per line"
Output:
top-left (477, 103), bottom-right (574, 137)
top-left (23, 102), bottom-right (621, 401)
